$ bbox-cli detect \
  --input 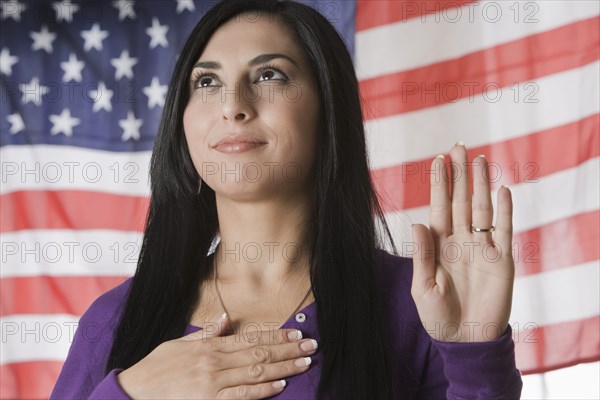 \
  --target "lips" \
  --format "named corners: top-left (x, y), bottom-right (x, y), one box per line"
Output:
top-left (212, 134), bottom-right (268, 154)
